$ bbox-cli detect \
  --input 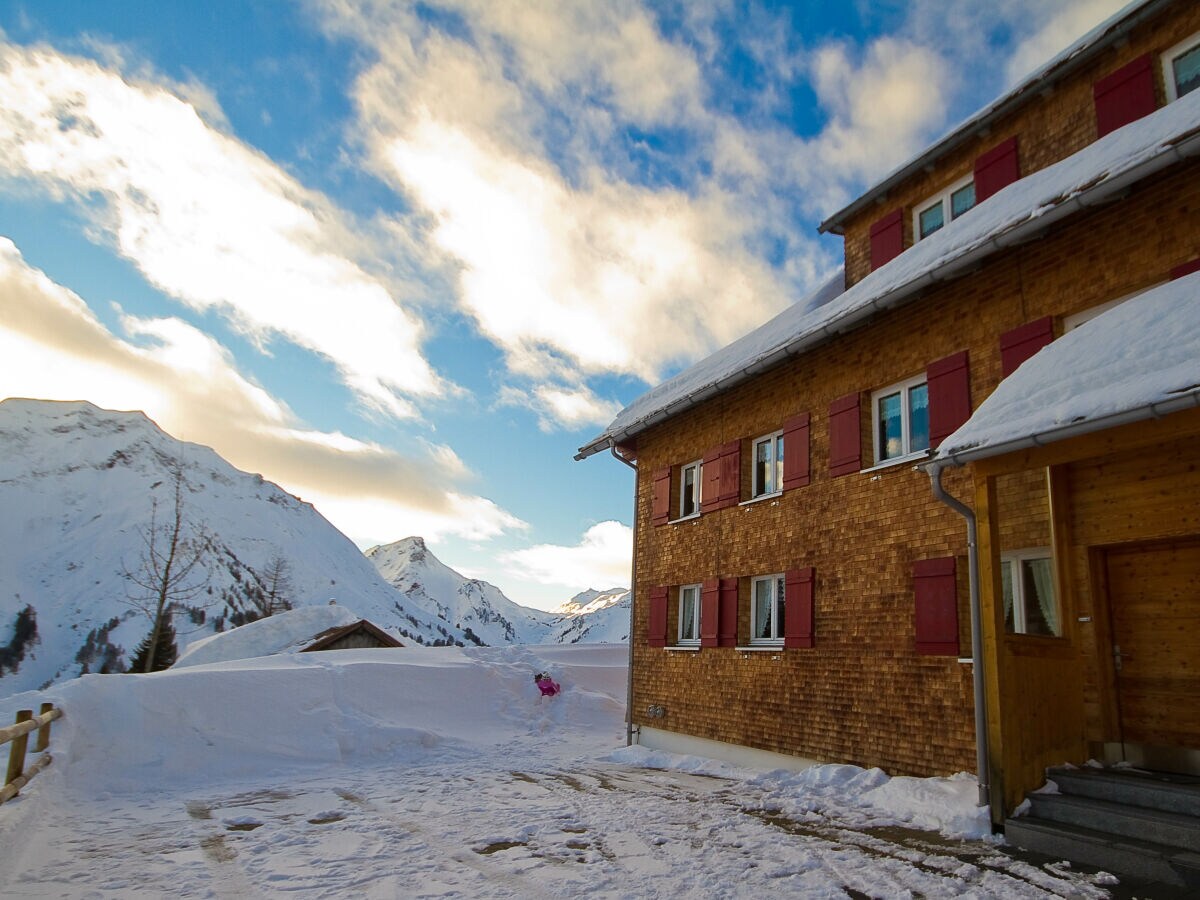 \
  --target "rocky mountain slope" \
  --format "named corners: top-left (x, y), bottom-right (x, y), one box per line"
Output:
top-left (367, 537), bottom-right (557, 645)
top-left (0, 400), bottom-right (474, 695)
top-left (0, 399), bottom-right (629, 698)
